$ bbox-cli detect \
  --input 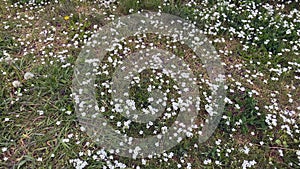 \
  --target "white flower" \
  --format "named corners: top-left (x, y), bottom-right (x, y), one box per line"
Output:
top-left (2, 147), bottom-right (7, 152)
top-left (65, 111), bottom-right (72, 115)
top-left (203, 159), bottom-right (212, 165)
top-left (242, 146), bottom-right (250, 154)
top-left (80, 126), bottom-right (86, 131)
top-left (37, 110), bottom-right (44, 115)
top-left (215, 139), bottom-right (221, 145)
top-left (12, 80), bottom-right (21, 88)
top-left (242, 160), bottom-right (257, 169)
top-left (70, 158), bottom-right (88, 169)
top-left (24, 72), bottom-right (34, 80)
top-left (62, 138), bottom-right (69, 143)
